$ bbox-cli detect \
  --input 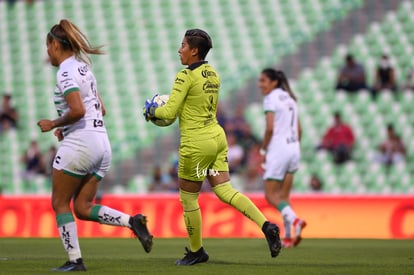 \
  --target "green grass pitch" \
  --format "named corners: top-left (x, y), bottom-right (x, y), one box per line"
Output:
top-left (0, 238), bottom-right (413, 274)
